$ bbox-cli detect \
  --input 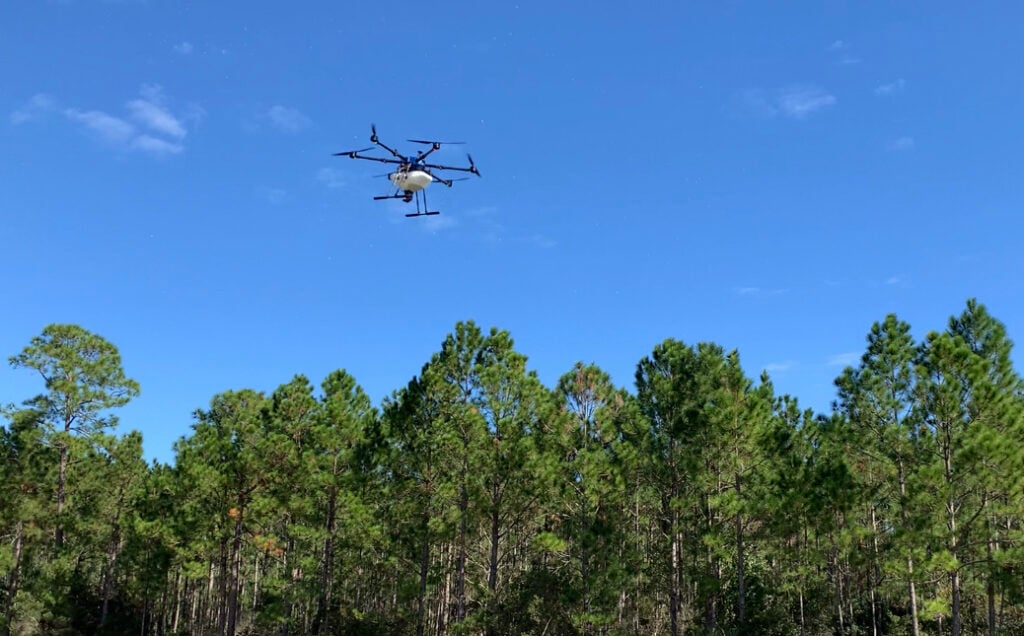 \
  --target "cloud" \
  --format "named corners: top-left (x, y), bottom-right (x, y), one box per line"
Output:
top-left (884, 275), bottom-right (905, 286)
top-left (530, 233), bottom-right (557, 248)
top-left (316, 167), bottom-right (347, 189)
top-left (888, 136), bottom-right (914, 152)
top-left (127, 89), bottom-right (187, 139)
top-left (10, 94), bottom-right (57, 124)
top-left (736, 86), bottom-right (836, 120)
top-left (737, 89), bottom-right (778, 119)
top-left (64, 109), bottom-right (136, 144)
top-left (828, 352), bottom-right (860, 367)
top-left (828, 40), bottom-right (860, 64)
top-left (131, 134), bottom-right (184, 154)
top-left (875, 78), bottom-right (906, 96)
top-left (419, 214), bottom-right (458, 233)
top-left (764, 361), bottom-right (795, 372)
top-left (174, 41), bottom-right (194, 55)
top-left (266, 105), bottom-right (312, 133)
top-left (257, 186), bottom-right (288, 205)
top-left (777, 87), bottom-right (836, 118)
top-left (47, 85), bottom-right (198, 156)
top-left (736, 286), bottom-right (788, 298)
